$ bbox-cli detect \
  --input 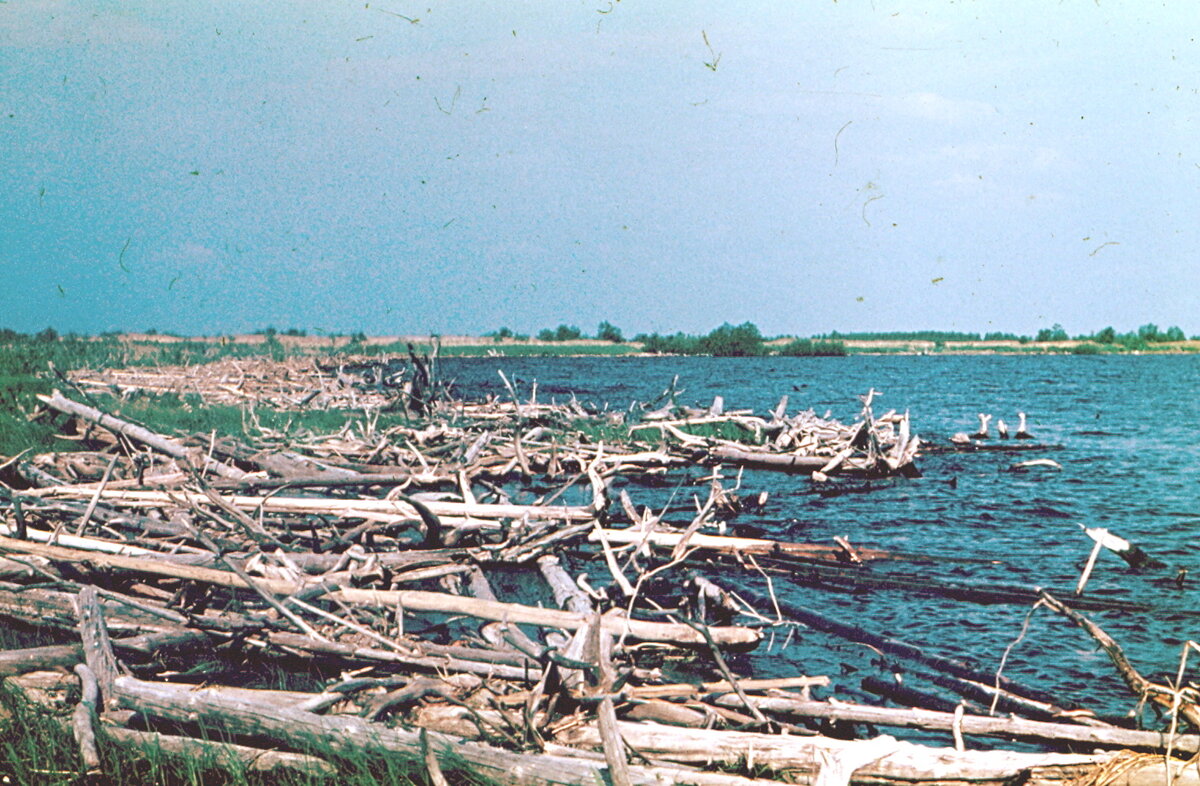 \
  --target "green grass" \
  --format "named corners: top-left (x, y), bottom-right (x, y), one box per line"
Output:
top-left (0, 681), bottom-right (430, 785)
